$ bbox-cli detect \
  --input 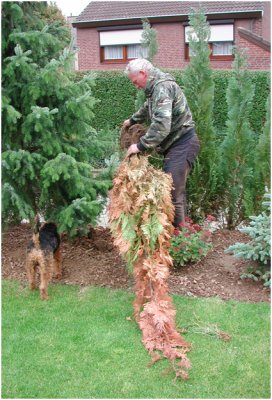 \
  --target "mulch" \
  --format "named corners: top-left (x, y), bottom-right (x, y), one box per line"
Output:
top-left (2, 224), bottom-right (270, 303)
